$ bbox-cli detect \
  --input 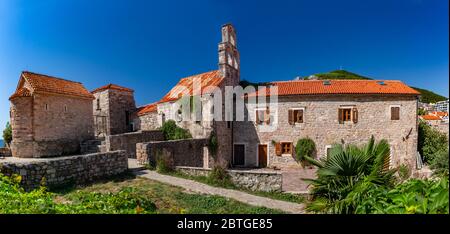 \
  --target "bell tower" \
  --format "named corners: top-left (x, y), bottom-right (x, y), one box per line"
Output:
top-left (218, 24), bottom-right (240, 86)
